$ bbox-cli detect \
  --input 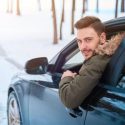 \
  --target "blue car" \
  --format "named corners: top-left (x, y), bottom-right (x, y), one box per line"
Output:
top-left (7, 17), bottom-right (125, 125)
